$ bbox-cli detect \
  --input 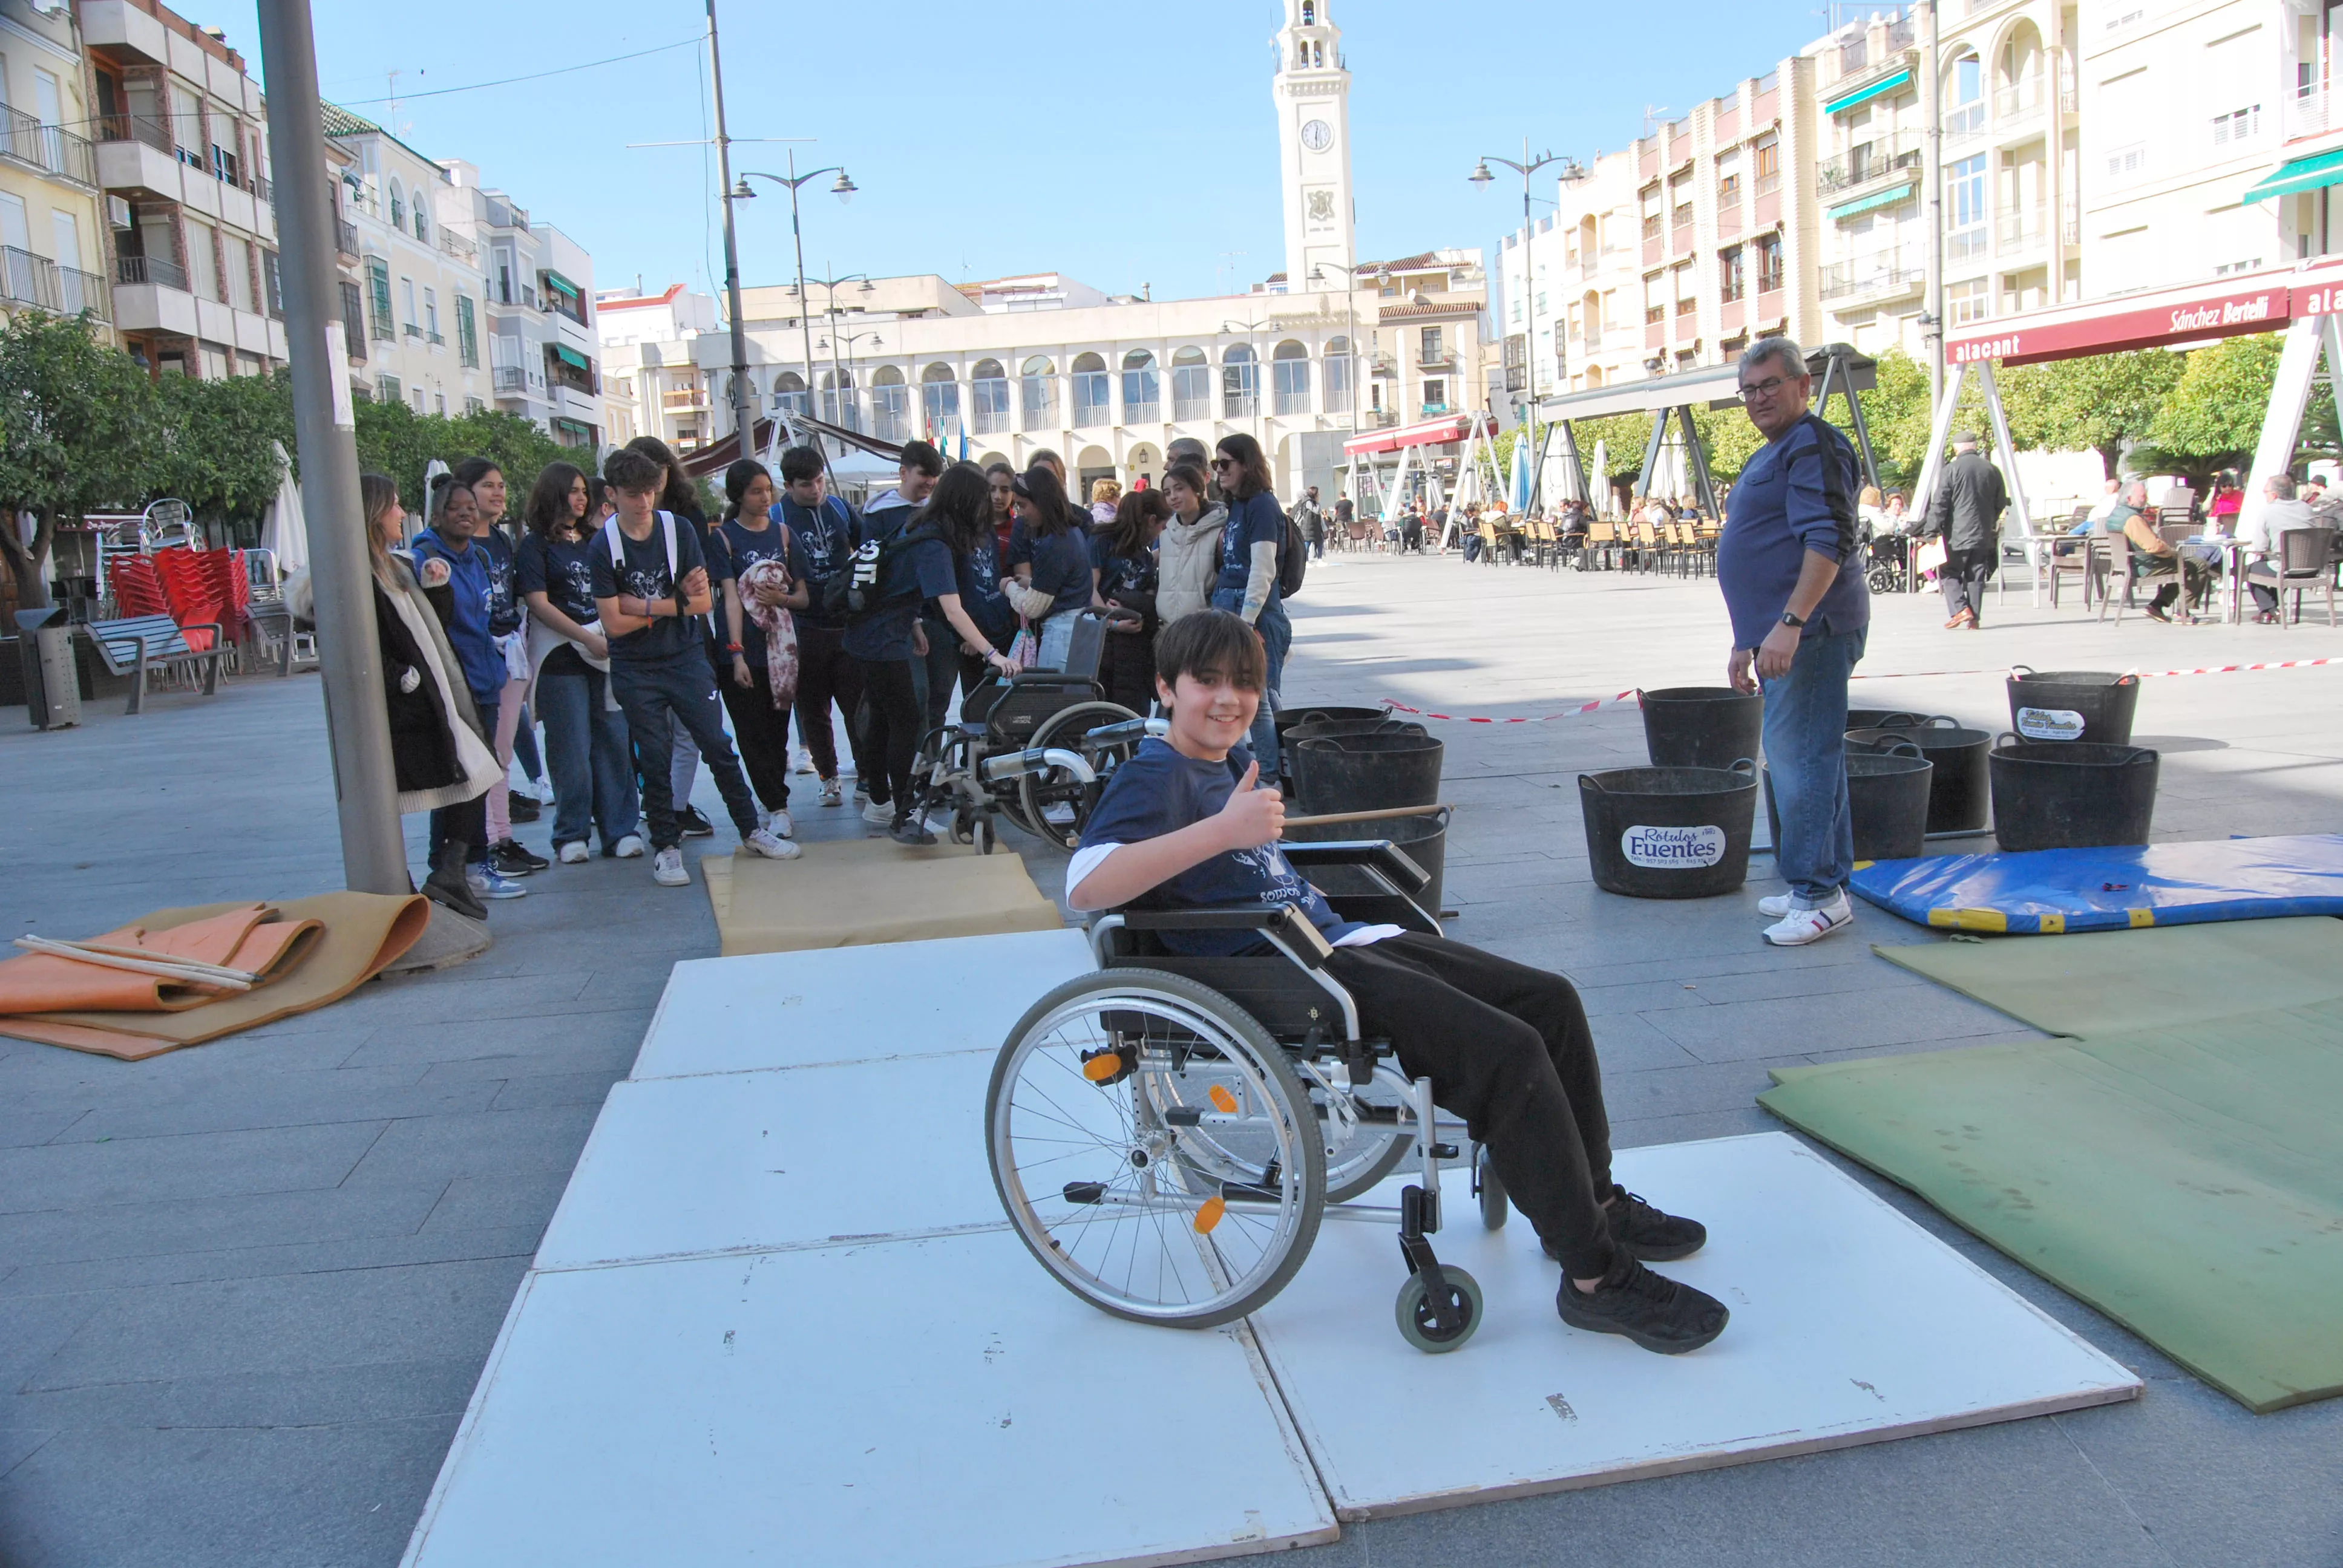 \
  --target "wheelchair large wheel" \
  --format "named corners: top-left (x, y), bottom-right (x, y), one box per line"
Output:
top-left (988, 969), bottom-right (1325, 1328)
top-left (1017, 701), bottom-right (1142, 849)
